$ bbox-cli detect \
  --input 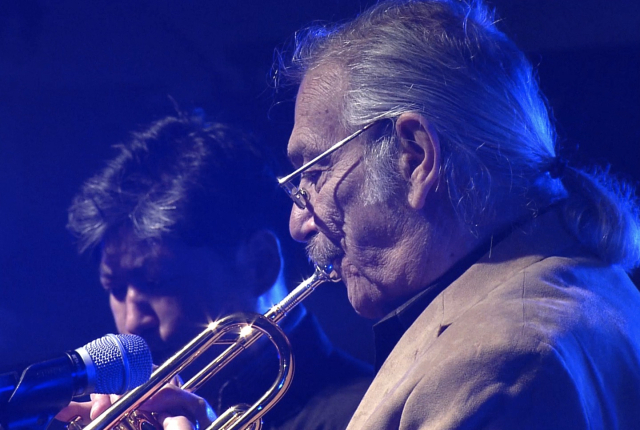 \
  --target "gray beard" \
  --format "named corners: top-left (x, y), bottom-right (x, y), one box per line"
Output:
top-left (306, 234), bottom-right (344, 267)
